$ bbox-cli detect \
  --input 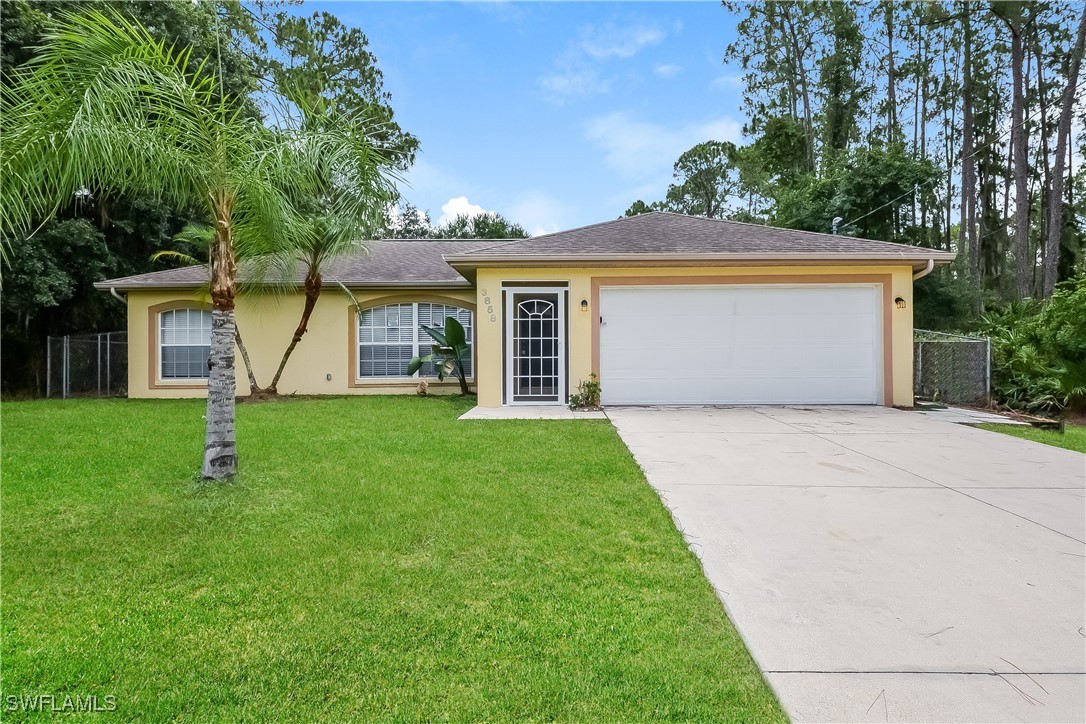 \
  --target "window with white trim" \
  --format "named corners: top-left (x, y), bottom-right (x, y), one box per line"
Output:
top-left (358, 302), bottom-right (473, 379)
top-left (159, 308), bottom-right (211, 380)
